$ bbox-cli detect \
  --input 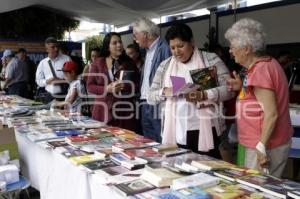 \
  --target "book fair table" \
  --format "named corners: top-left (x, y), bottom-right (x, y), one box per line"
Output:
top-left (15, 129), bottom-right (123, 199)
top-left (2, 96), bottom-right (300, 199)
